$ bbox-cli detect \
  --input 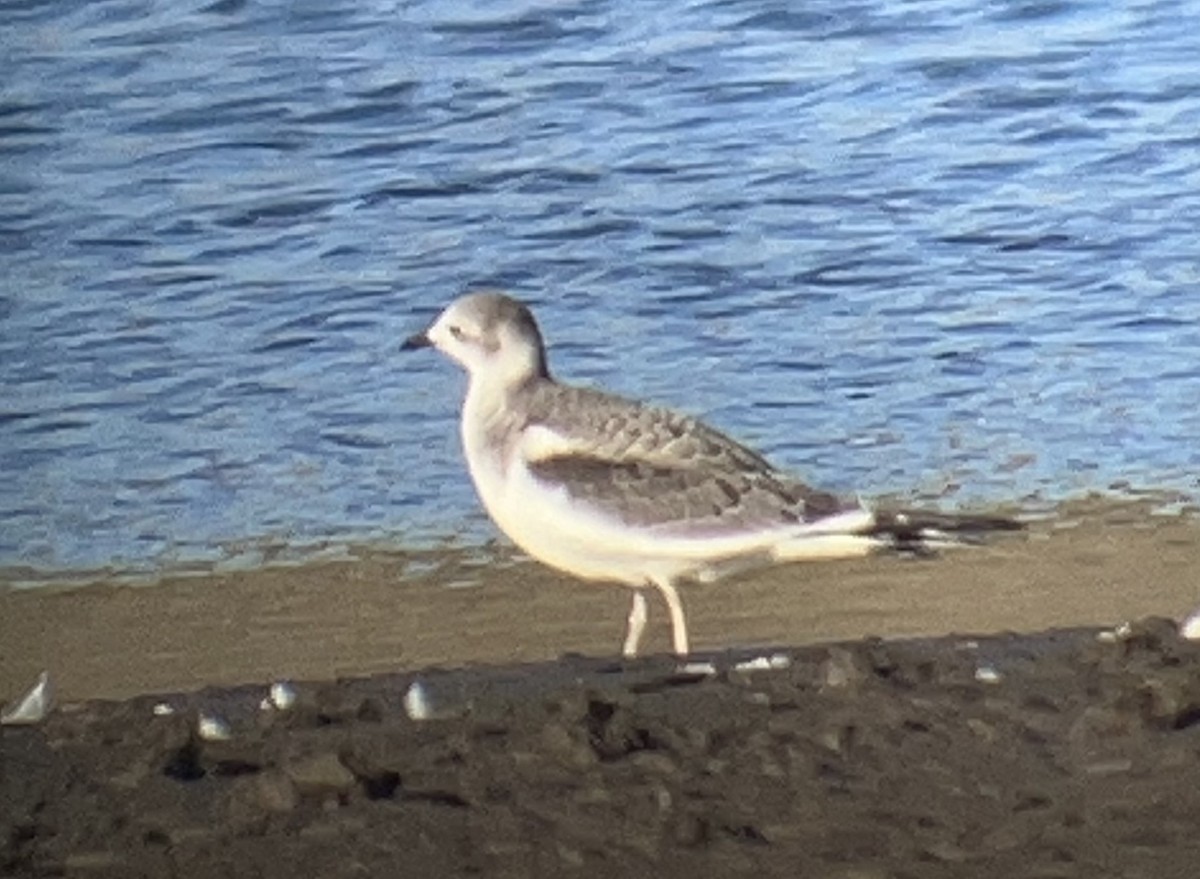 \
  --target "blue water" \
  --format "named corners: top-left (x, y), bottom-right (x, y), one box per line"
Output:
top-left (4, 0), bottom-right (1200, 576)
